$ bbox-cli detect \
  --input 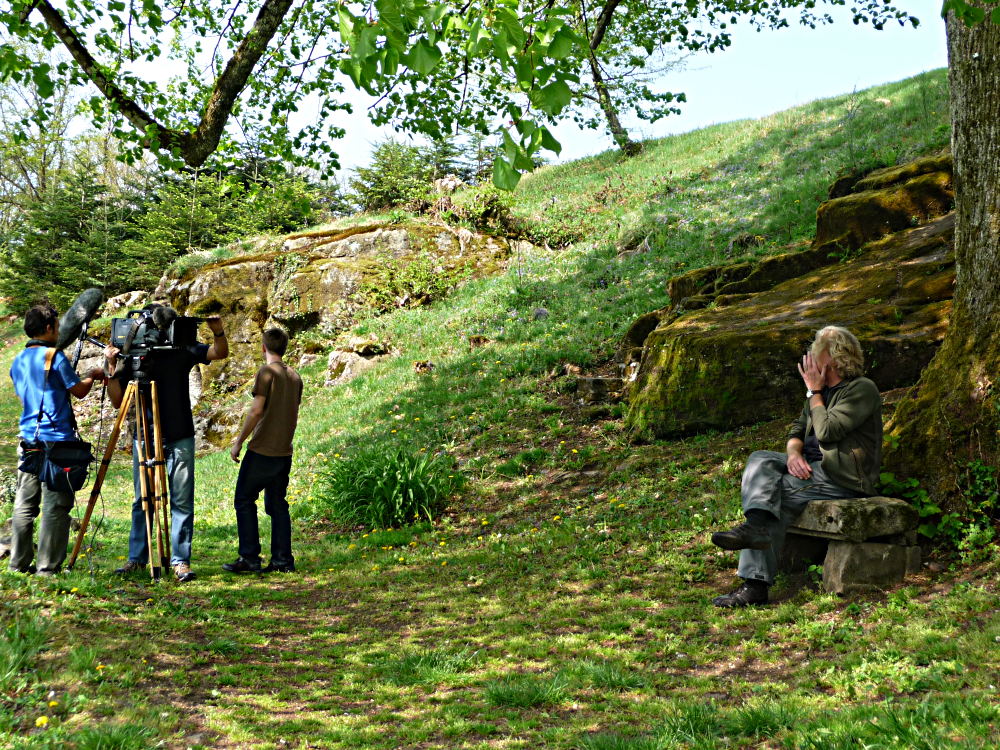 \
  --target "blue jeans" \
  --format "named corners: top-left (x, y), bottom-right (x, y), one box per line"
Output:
top-left (233, 450), bottom-right (293, 567)
top-left (127, 436), bottom-right (195, 566)
top-left (737, 450), bottom-right (860, 584)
